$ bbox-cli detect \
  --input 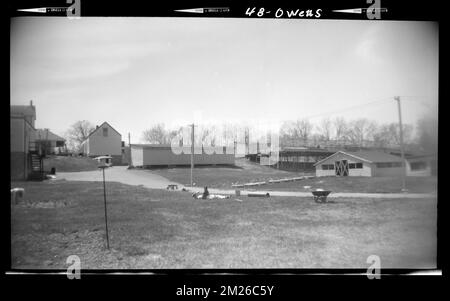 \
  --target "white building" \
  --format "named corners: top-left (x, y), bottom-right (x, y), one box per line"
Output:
top-left (314, 150), bottom-right (405, 177)
top-left (130, 144), bottom-right (235, 168)
top-left (81, 122), bottom-right (122, 165)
